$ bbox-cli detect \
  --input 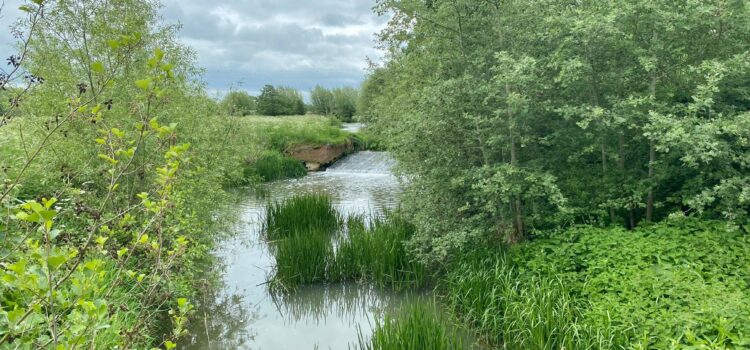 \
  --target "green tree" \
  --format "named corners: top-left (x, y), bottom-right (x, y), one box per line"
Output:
top-left (220, 90), bottom-right (256, 116)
